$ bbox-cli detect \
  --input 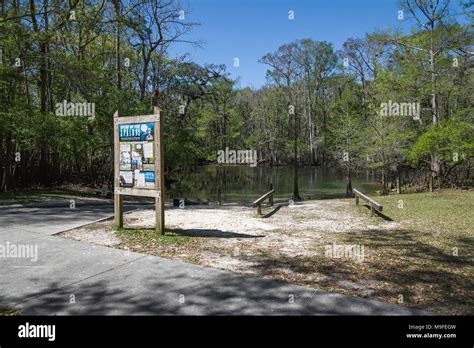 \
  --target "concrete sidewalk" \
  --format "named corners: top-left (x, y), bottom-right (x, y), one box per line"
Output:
top-left (0, 203), bottom-right (147, 235)
top-left (0, 208), bottom-right (429, 315)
